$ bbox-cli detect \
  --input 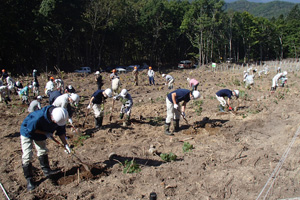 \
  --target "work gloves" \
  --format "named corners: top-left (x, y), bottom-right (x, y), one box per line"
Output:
top-left (173, 104), bottom-right (178, 109)
top-left (65, 144), bottom-right (71, 154)
top-left (228, 106), bottom-right (233, 111)
top-left (68, 118), bottom-right (73, 125)
top-left (87, 104), bottom-right (91, 109)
